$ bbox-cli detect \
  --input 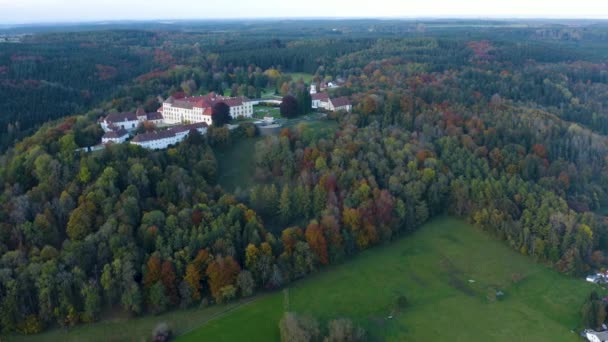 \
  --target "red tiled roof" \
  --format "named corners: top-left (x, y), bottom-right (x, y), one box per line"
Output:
top-left (220, 97), bottom-right (245, 107)
top-left (105, 112), bottom-right (137, 123)
top-left (146, 112), bottom-right (163, 121)
top-left (312, 93), bottom-right (329, 101)
top-left (166, 93), bottom-right (249, 111)
top-left (136, 107), bottom-right (146, 117)
top-left (132, 130), bottom-right (175, 143)
top-left (103, 128), bottom-right (128, 139)
top-left (171, 122), bottom-right (208, 134)
top-left (172, 92), bottom-right (187, 100)
top-left (330, 96), bottom-right (351, 108)
top-left (131, 122), bottom-right (207, 143)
